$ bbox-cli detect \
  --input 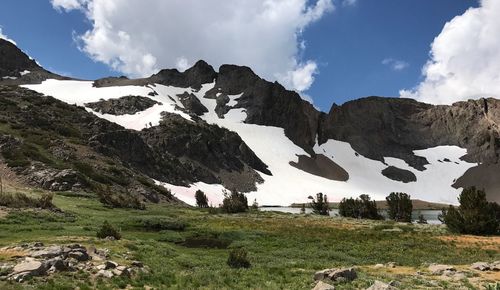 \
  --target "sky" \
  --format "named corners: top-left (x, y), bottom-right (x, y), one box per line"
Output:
top-left (1, 0), bottom-right (497, 111)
